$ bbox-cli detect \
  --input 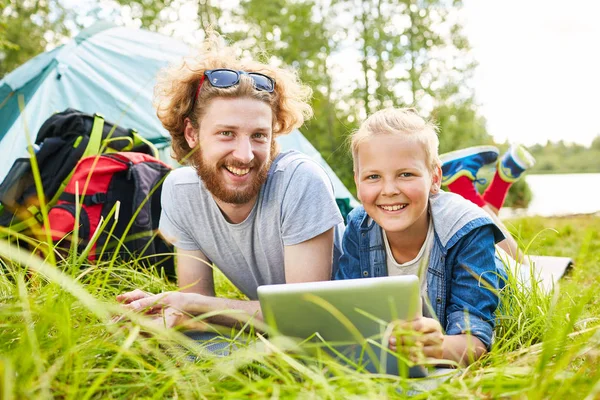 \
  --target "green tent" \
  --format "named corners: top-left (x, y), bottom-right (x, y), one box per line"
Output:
top-left (0, 22), bottom-right (357, 214)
